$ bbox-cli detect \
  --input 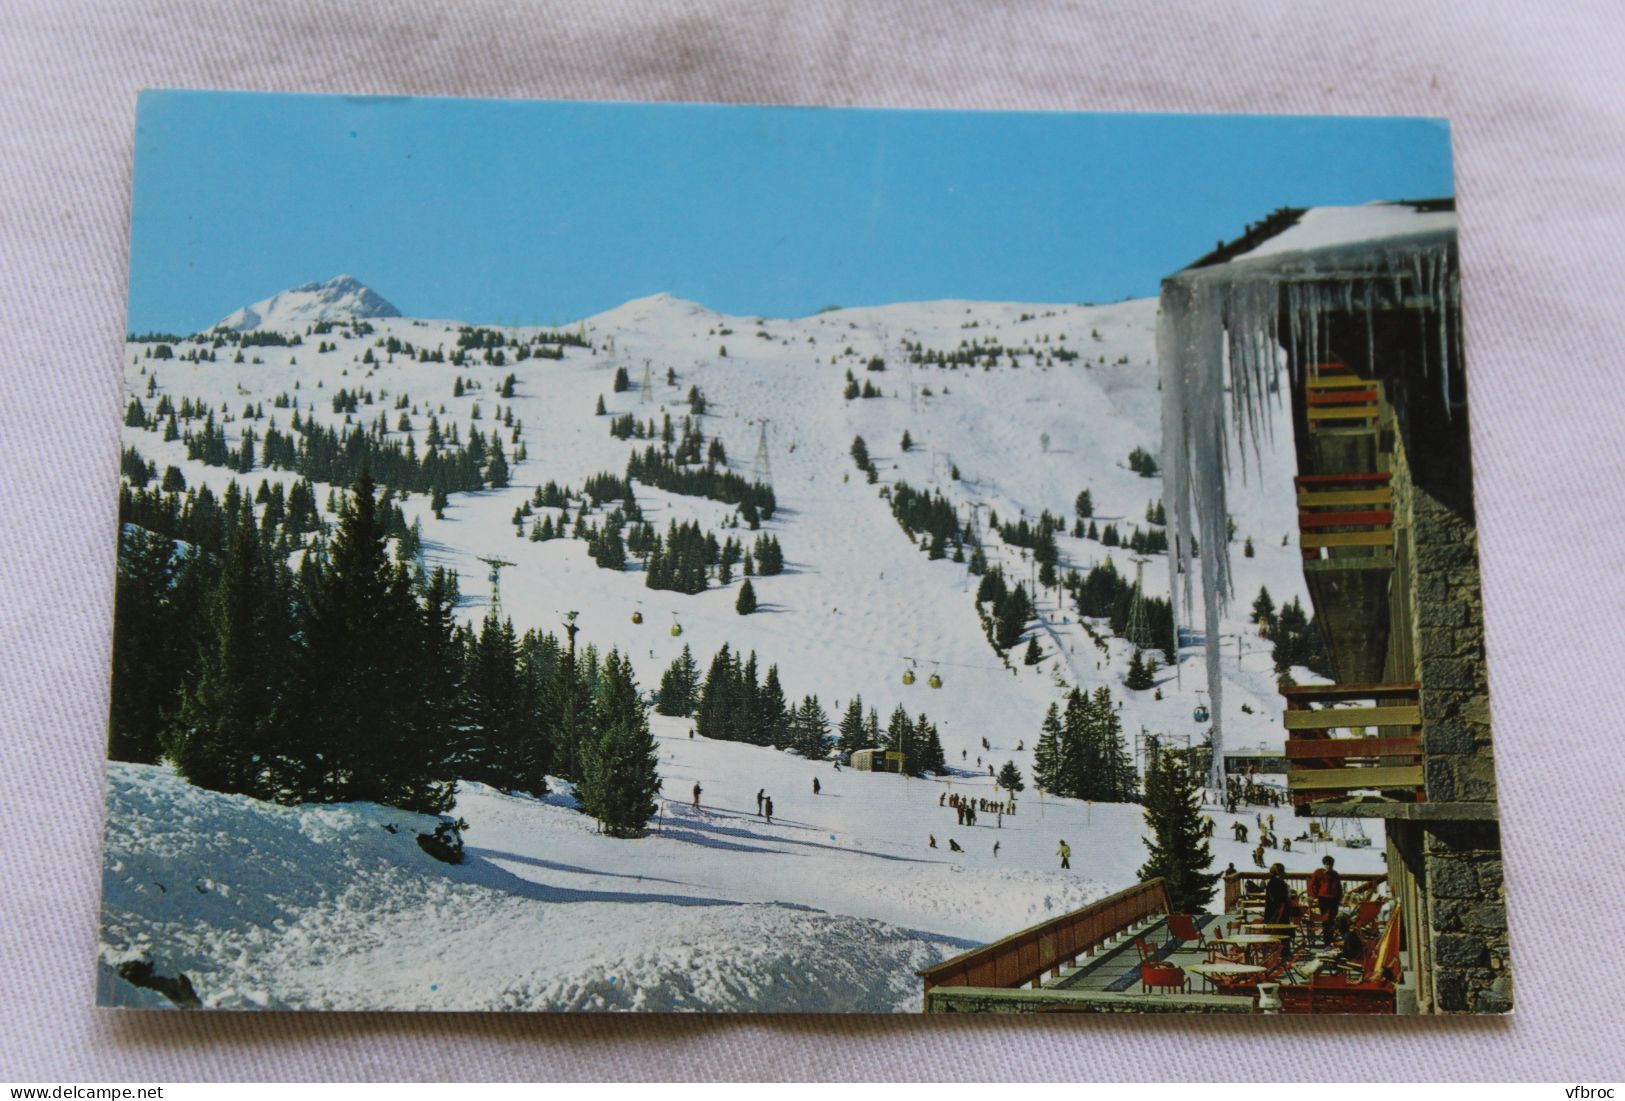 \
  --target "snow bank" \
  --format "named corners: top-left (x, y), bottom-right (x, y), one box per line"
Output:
top-left (99, 763), bottom-right (962, 1011)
